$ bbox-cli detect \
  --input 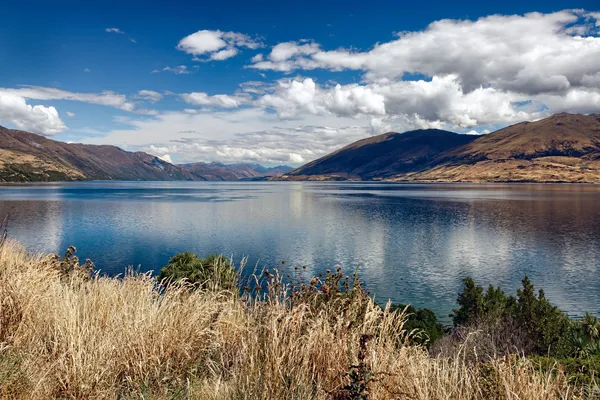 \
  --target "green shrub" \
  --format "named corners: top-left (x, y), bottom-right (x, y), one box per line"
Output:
top-left (530, 355), bottom-right (600, 385)
top-left (451, 278), bottom-right (516, 327)
top-left (158, 252), bottom-right (237, 291)
top-left (451, 276), bottom-right (574, 357)
top-left (390, 304), bottom-right (445, 347)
